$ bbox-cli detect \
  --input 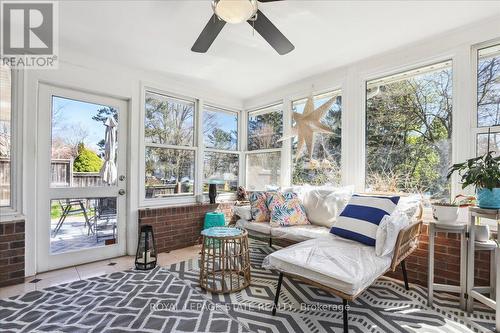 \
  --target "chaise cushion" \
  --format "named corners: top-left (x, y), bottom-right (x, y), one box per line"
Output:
top-left (331, 194), bottom-right (400, 246)
top-left (262, 235), bottom-right (392, 296)
top-left (270, 224), bottom-right (331, 242)
top-left (236, 219), bottom-right (272, 235)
